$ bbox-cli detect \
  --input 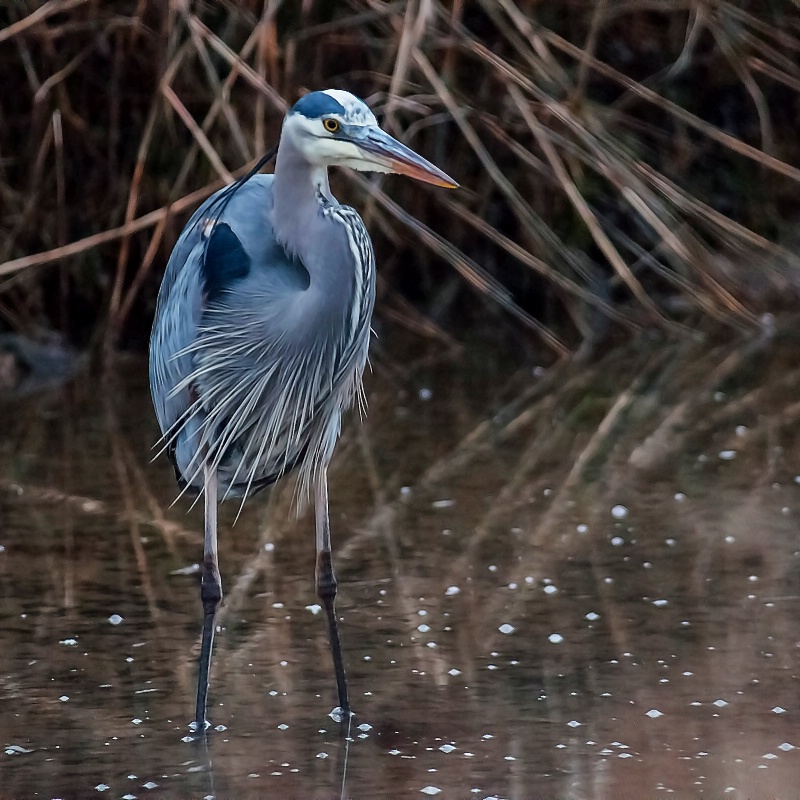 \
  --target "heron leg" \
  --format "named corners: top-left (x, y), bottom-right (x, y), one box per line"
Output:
top-left (315, 469), bottom-right (351, 716)
top-left (195, 463), bottom-right (221, 733)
